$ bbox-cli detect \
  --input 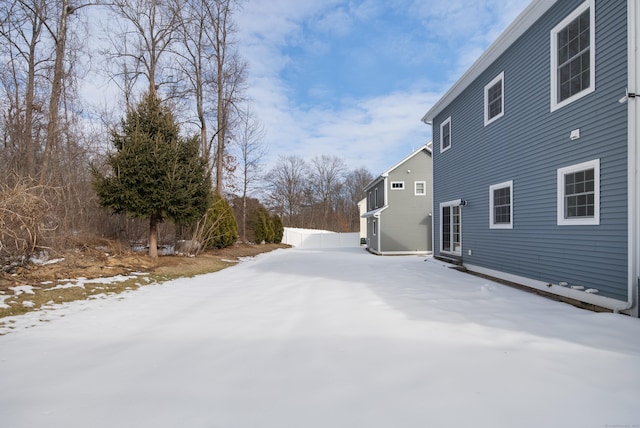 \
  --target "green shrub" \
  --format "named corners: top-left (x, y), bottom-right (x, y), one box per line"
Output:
top-left (272, 214), bottom-right (284, 243)
top-left (203, 194), bottom-right (238, 249)
top-left (254, 206), bottom-right (274, 244)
